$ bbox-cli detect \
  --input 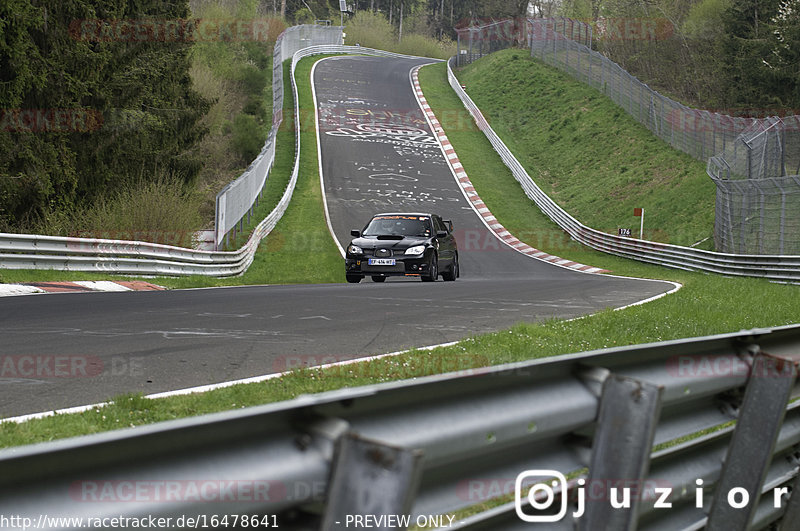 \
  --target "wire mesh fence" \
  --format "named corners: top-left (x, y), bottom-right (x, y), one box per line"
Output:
top-left (711, 175), bottom-right (800, 255)
top-left (272, 24), bottom-right (343, 129)
top-left (214, 24), bottom-right (343, 249)
top-left (455, 17), bottom-right (800, 255)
